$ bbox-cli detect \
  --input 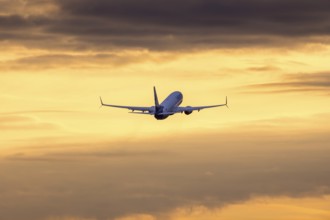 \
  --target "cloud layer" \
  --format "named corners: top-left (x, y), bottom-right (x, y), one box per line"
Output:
top-left (1, 117), bottom-right (330, 219)
top-left (1, 0), bottom-right (330, 51)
